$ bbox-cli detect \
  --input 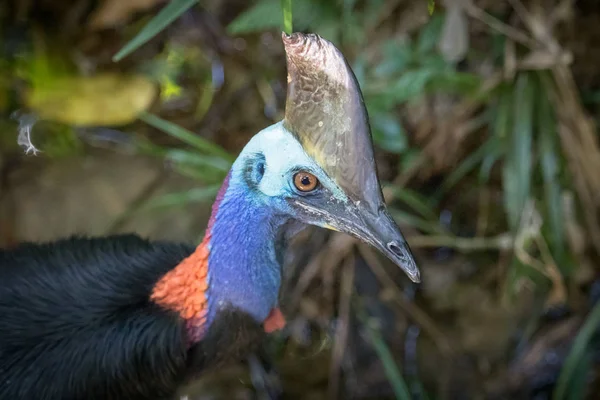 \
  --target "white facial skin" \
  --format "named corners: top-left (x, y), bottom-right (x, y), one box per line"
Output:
top-left (233, 121), bottom-right (348, 203)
